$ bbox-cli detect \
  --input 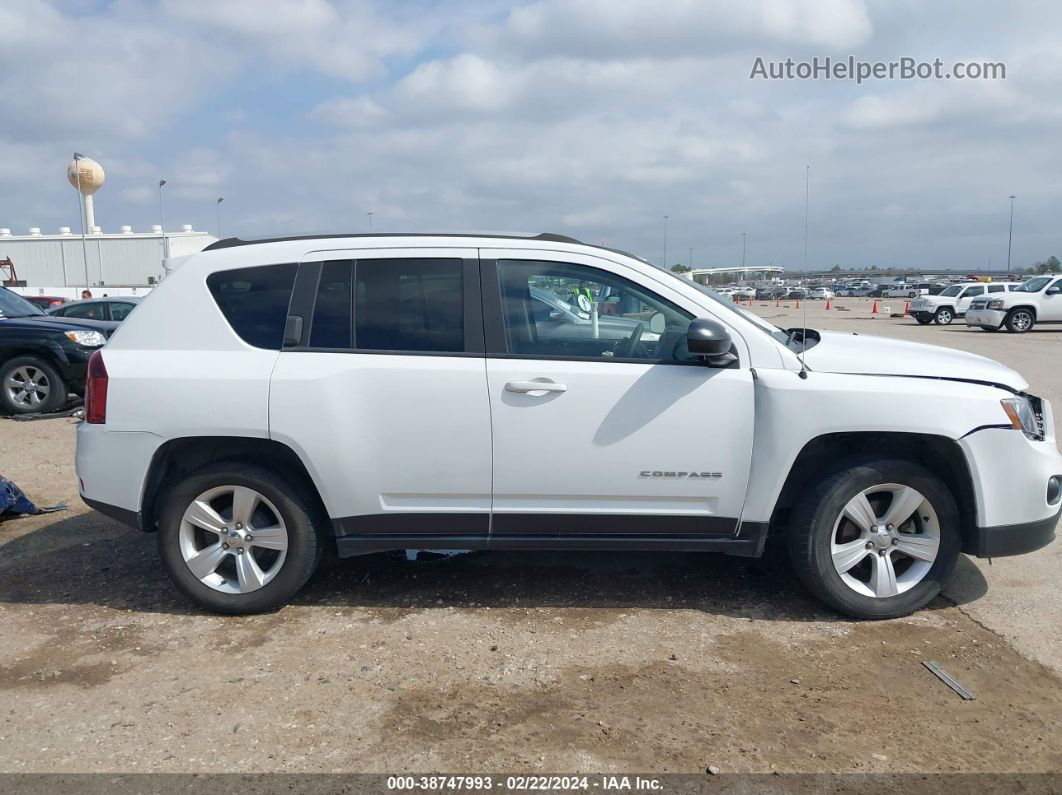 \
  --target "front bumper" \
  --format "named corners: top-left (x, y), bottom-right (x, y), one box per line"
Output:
top-left (959, 424), bottom-right (1062, 557)
top-left (965, 308), bottom-right (1006, 328)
